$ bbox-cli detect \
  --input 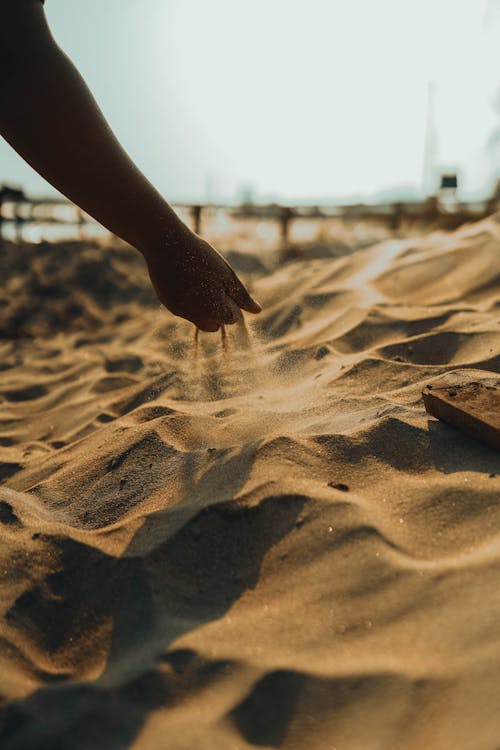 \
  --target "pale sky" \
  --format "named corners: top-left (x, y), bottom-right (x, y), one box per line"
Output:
top-left (1, 0), bottom-right (500, 202)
